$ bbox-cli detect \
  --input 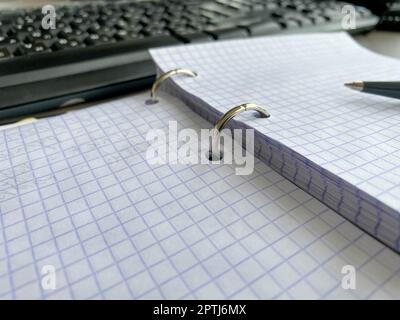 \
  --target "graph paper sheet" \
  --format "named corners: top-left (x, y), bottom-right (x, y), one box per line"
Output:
top-left (151, 33), bottom-right (400, 253)
top-left (1, 91), bottom-right (400, 300)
